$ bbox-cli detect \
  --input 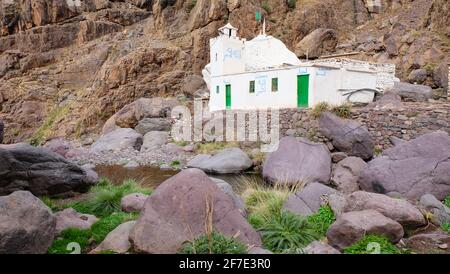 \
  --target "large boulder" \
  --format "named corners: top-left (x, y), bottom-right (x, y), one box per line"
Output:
top-left (91, 221), bottom-right (136, 254)
top-left (121, 193), bottom-right (149, 213)
top-left (344, 191), bottom-right (426, 228)
top-left (359, 132), bottom-right (450, 200)
top-left (135, 118), bottom-right (172, 135)
top-left (210, 177), bottom-right (247, 216)
top-left (0, 143), bottom-right (97, 197)
top-left (129, 169), bottom-right (261, 253)
top-left (102, 97), bottom-right (179, 134)
top-left (319, 112), bottom-right (374, 160)
top-left (331, 157), bottom-right (367, 194)
top-left (263, 137), bottom-right (331, 185)
top-left (390, 82), bottom-right (432, 102)
top-left (187, 148), bottom-right (252, 174)
top-left (408, 69), bottom-right (428, 84)
top-left (54, 208), bottom-right (98, 234)
top-left (283, 182), bottom-right (337, 217)
top-left (294, 28), bottom-right (338, 59)
top-left (140, 131), bottom-right (169, 151)
top-left (90, 128), bottom-right (143, 153)
top-left (0, 191), bottom-right (56, 254)
top-left (370, 91), bottom-right (404, 111)
top-left (327, 210), bottom-right (404, 250)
